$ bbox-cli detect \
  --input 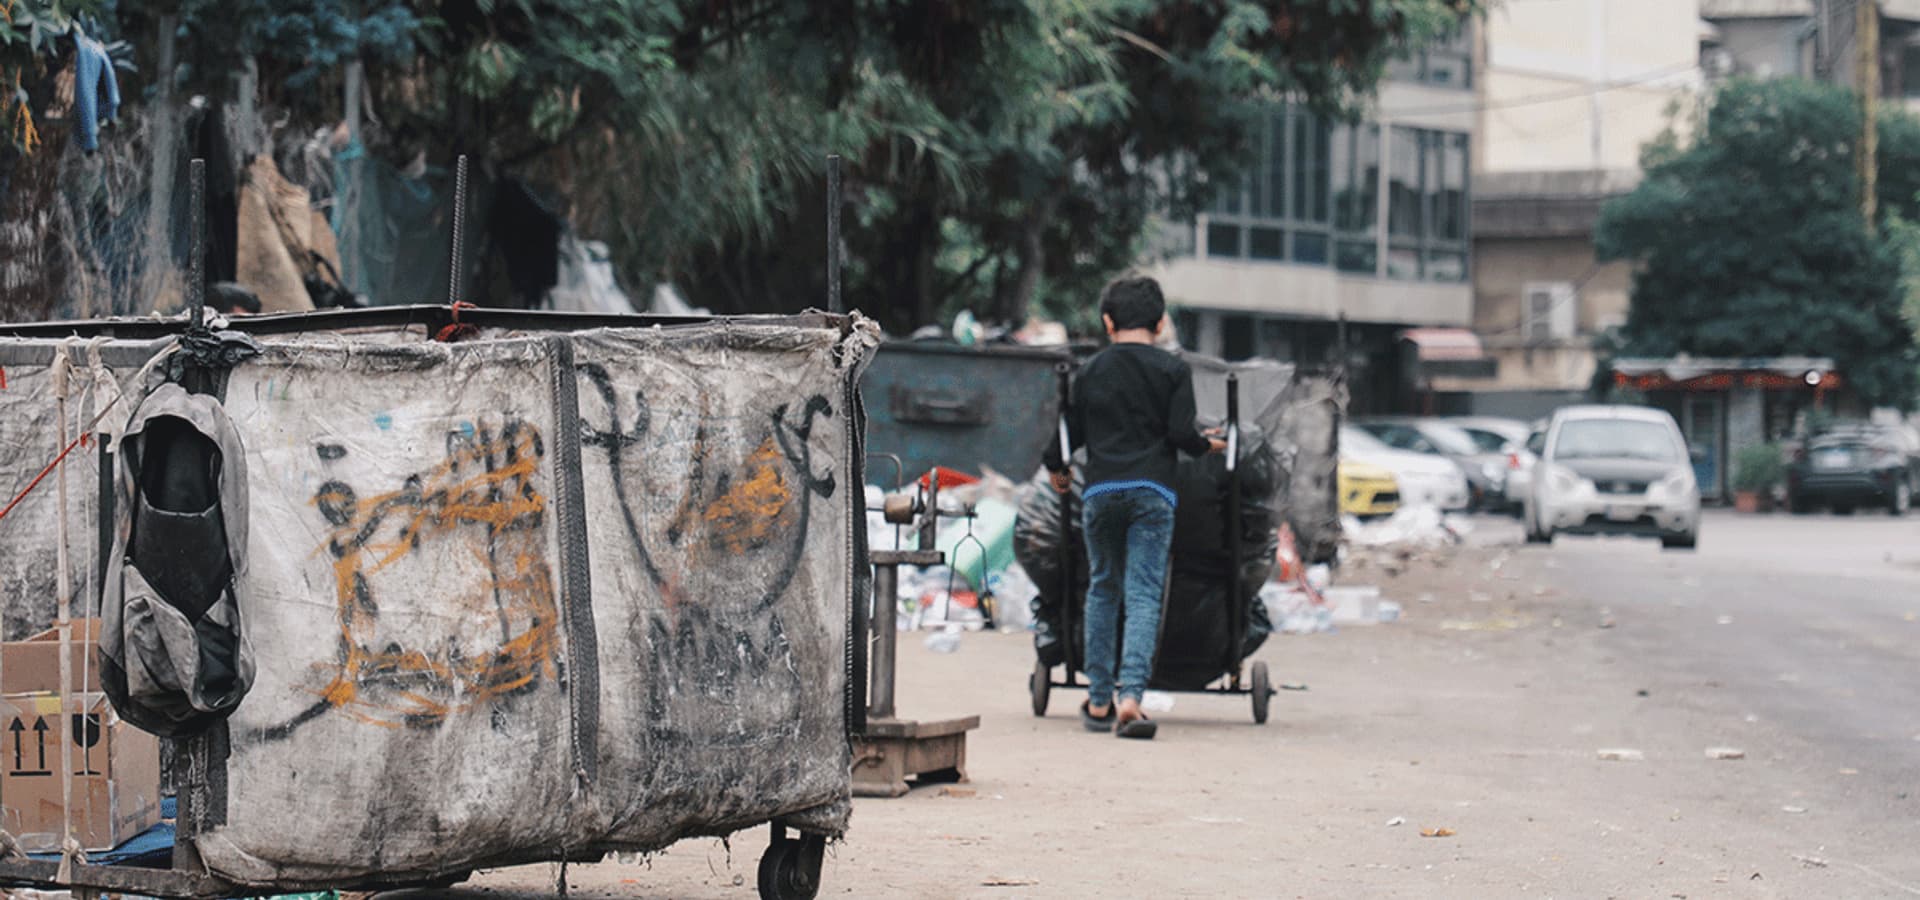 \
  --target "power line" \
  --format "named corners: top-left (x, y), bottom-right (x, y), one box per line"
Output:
top-left (1382, 61), bottom-right (1701, 118)
top-left (1382, 9), bottom-right (1831, 119)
